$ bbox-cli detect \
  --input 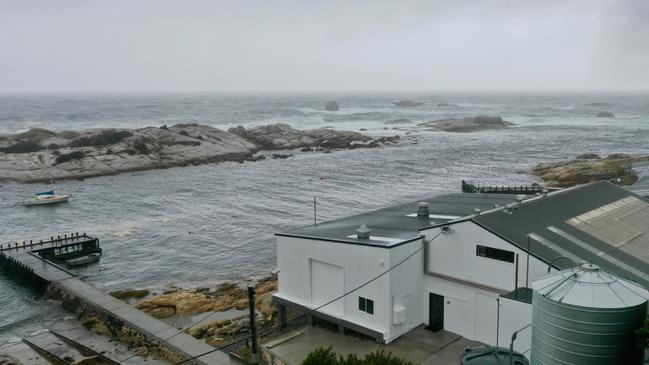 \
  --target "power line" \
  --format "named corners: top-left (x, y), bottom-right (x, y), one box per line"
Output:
top-left (171, 230), bottom-right (444, 365)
